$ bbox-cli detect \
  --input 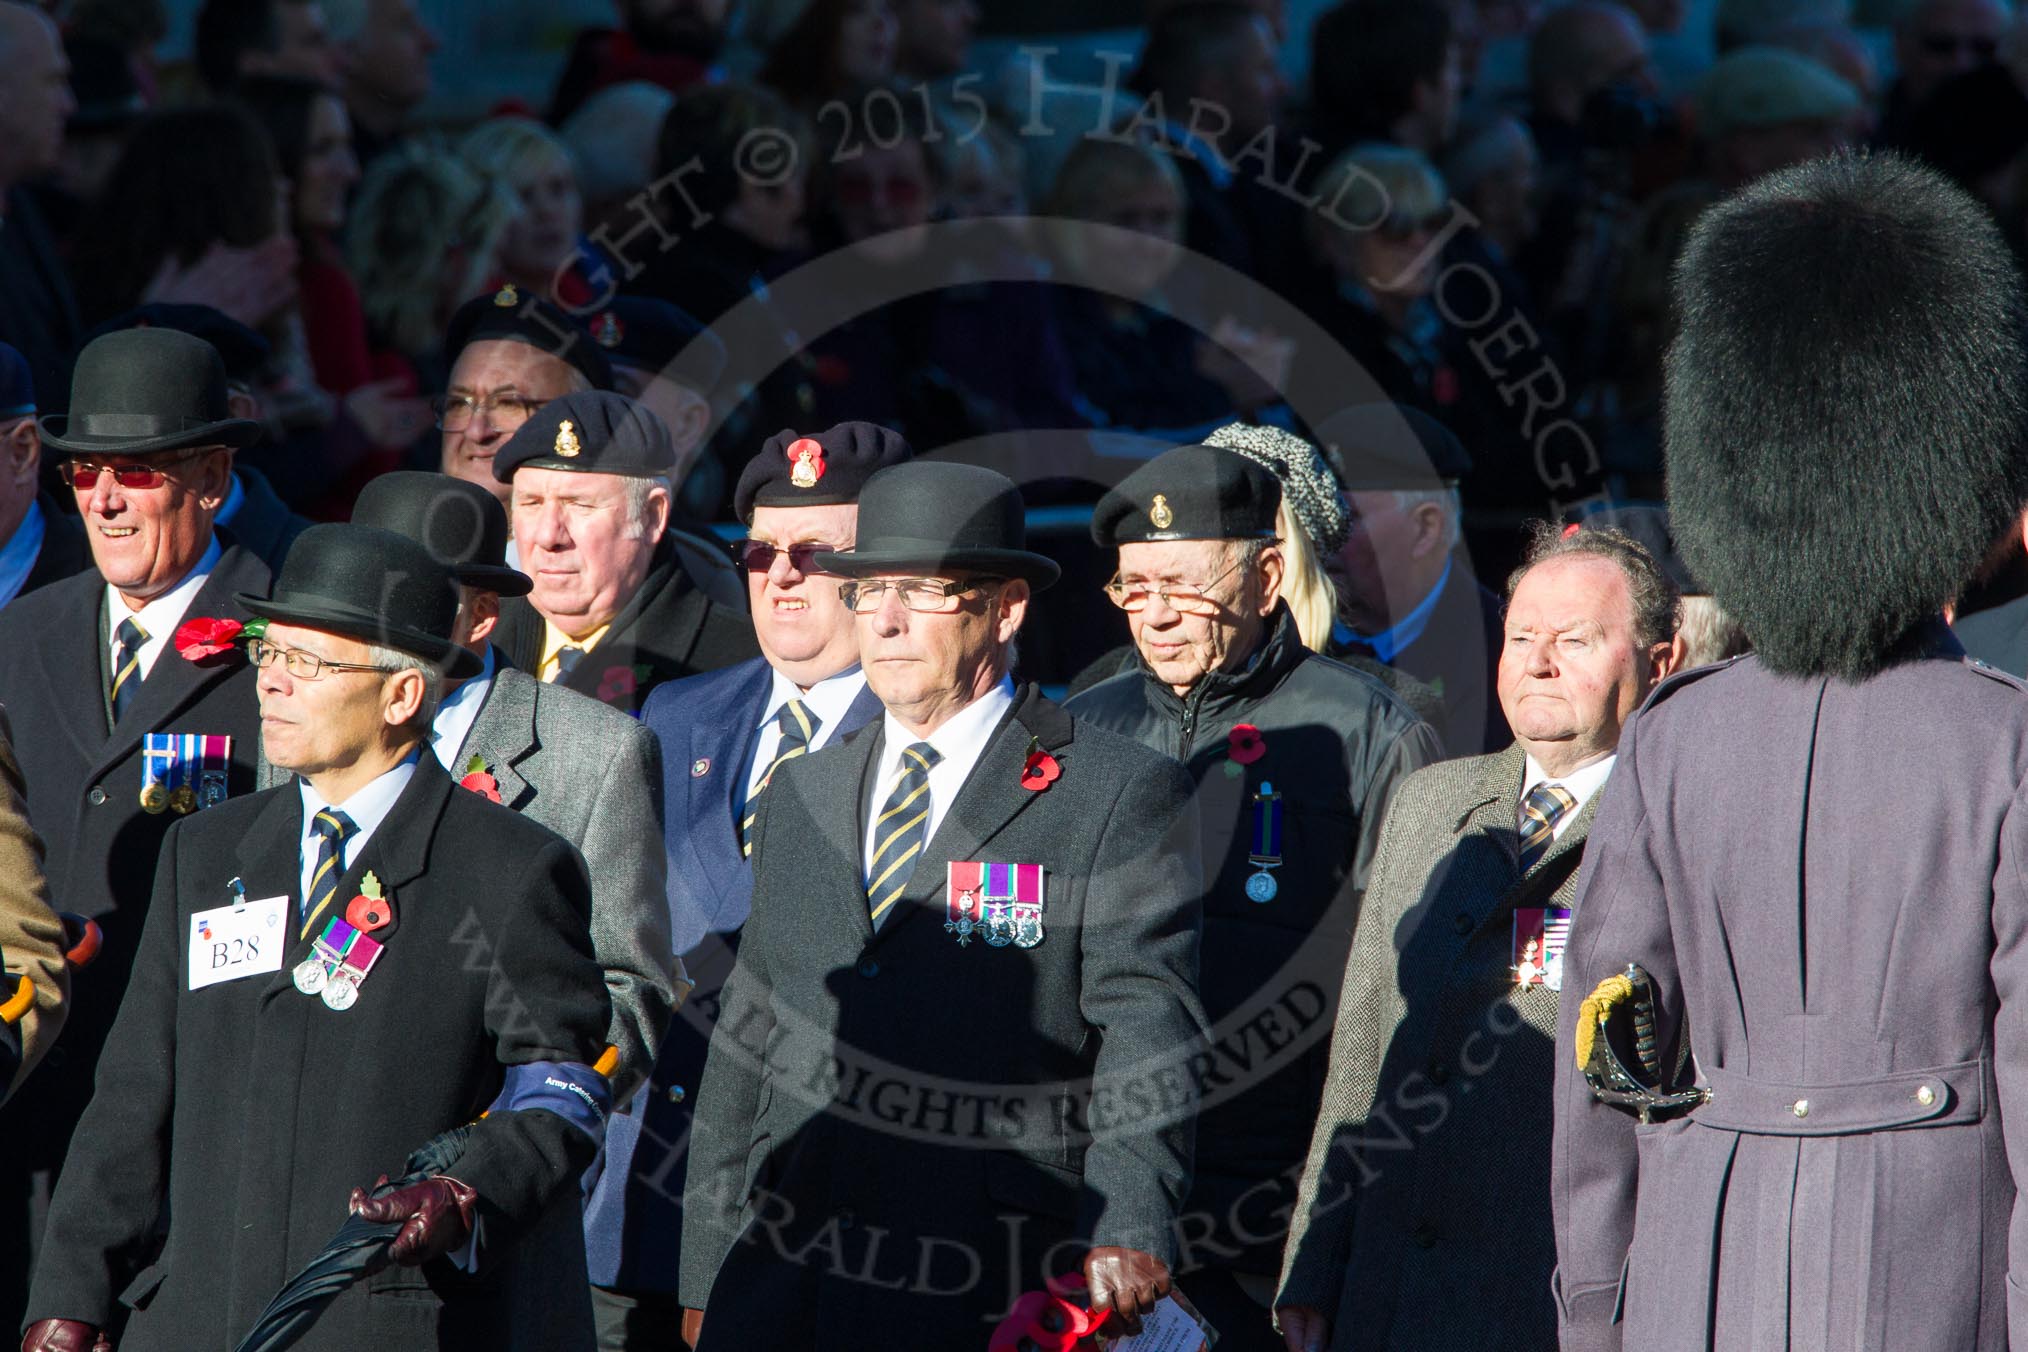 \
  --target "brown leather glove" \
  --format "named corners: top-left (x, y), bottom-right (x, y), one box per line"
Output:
top-left (20, 1319), bottom-right (110, 1352)
top-left (680, 1306), bottom-right (705, 1348)
top-left (347, 1174), bottom-right (479, 1266)
top-left (1083, 1246), bottom-right (1172, 1336)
